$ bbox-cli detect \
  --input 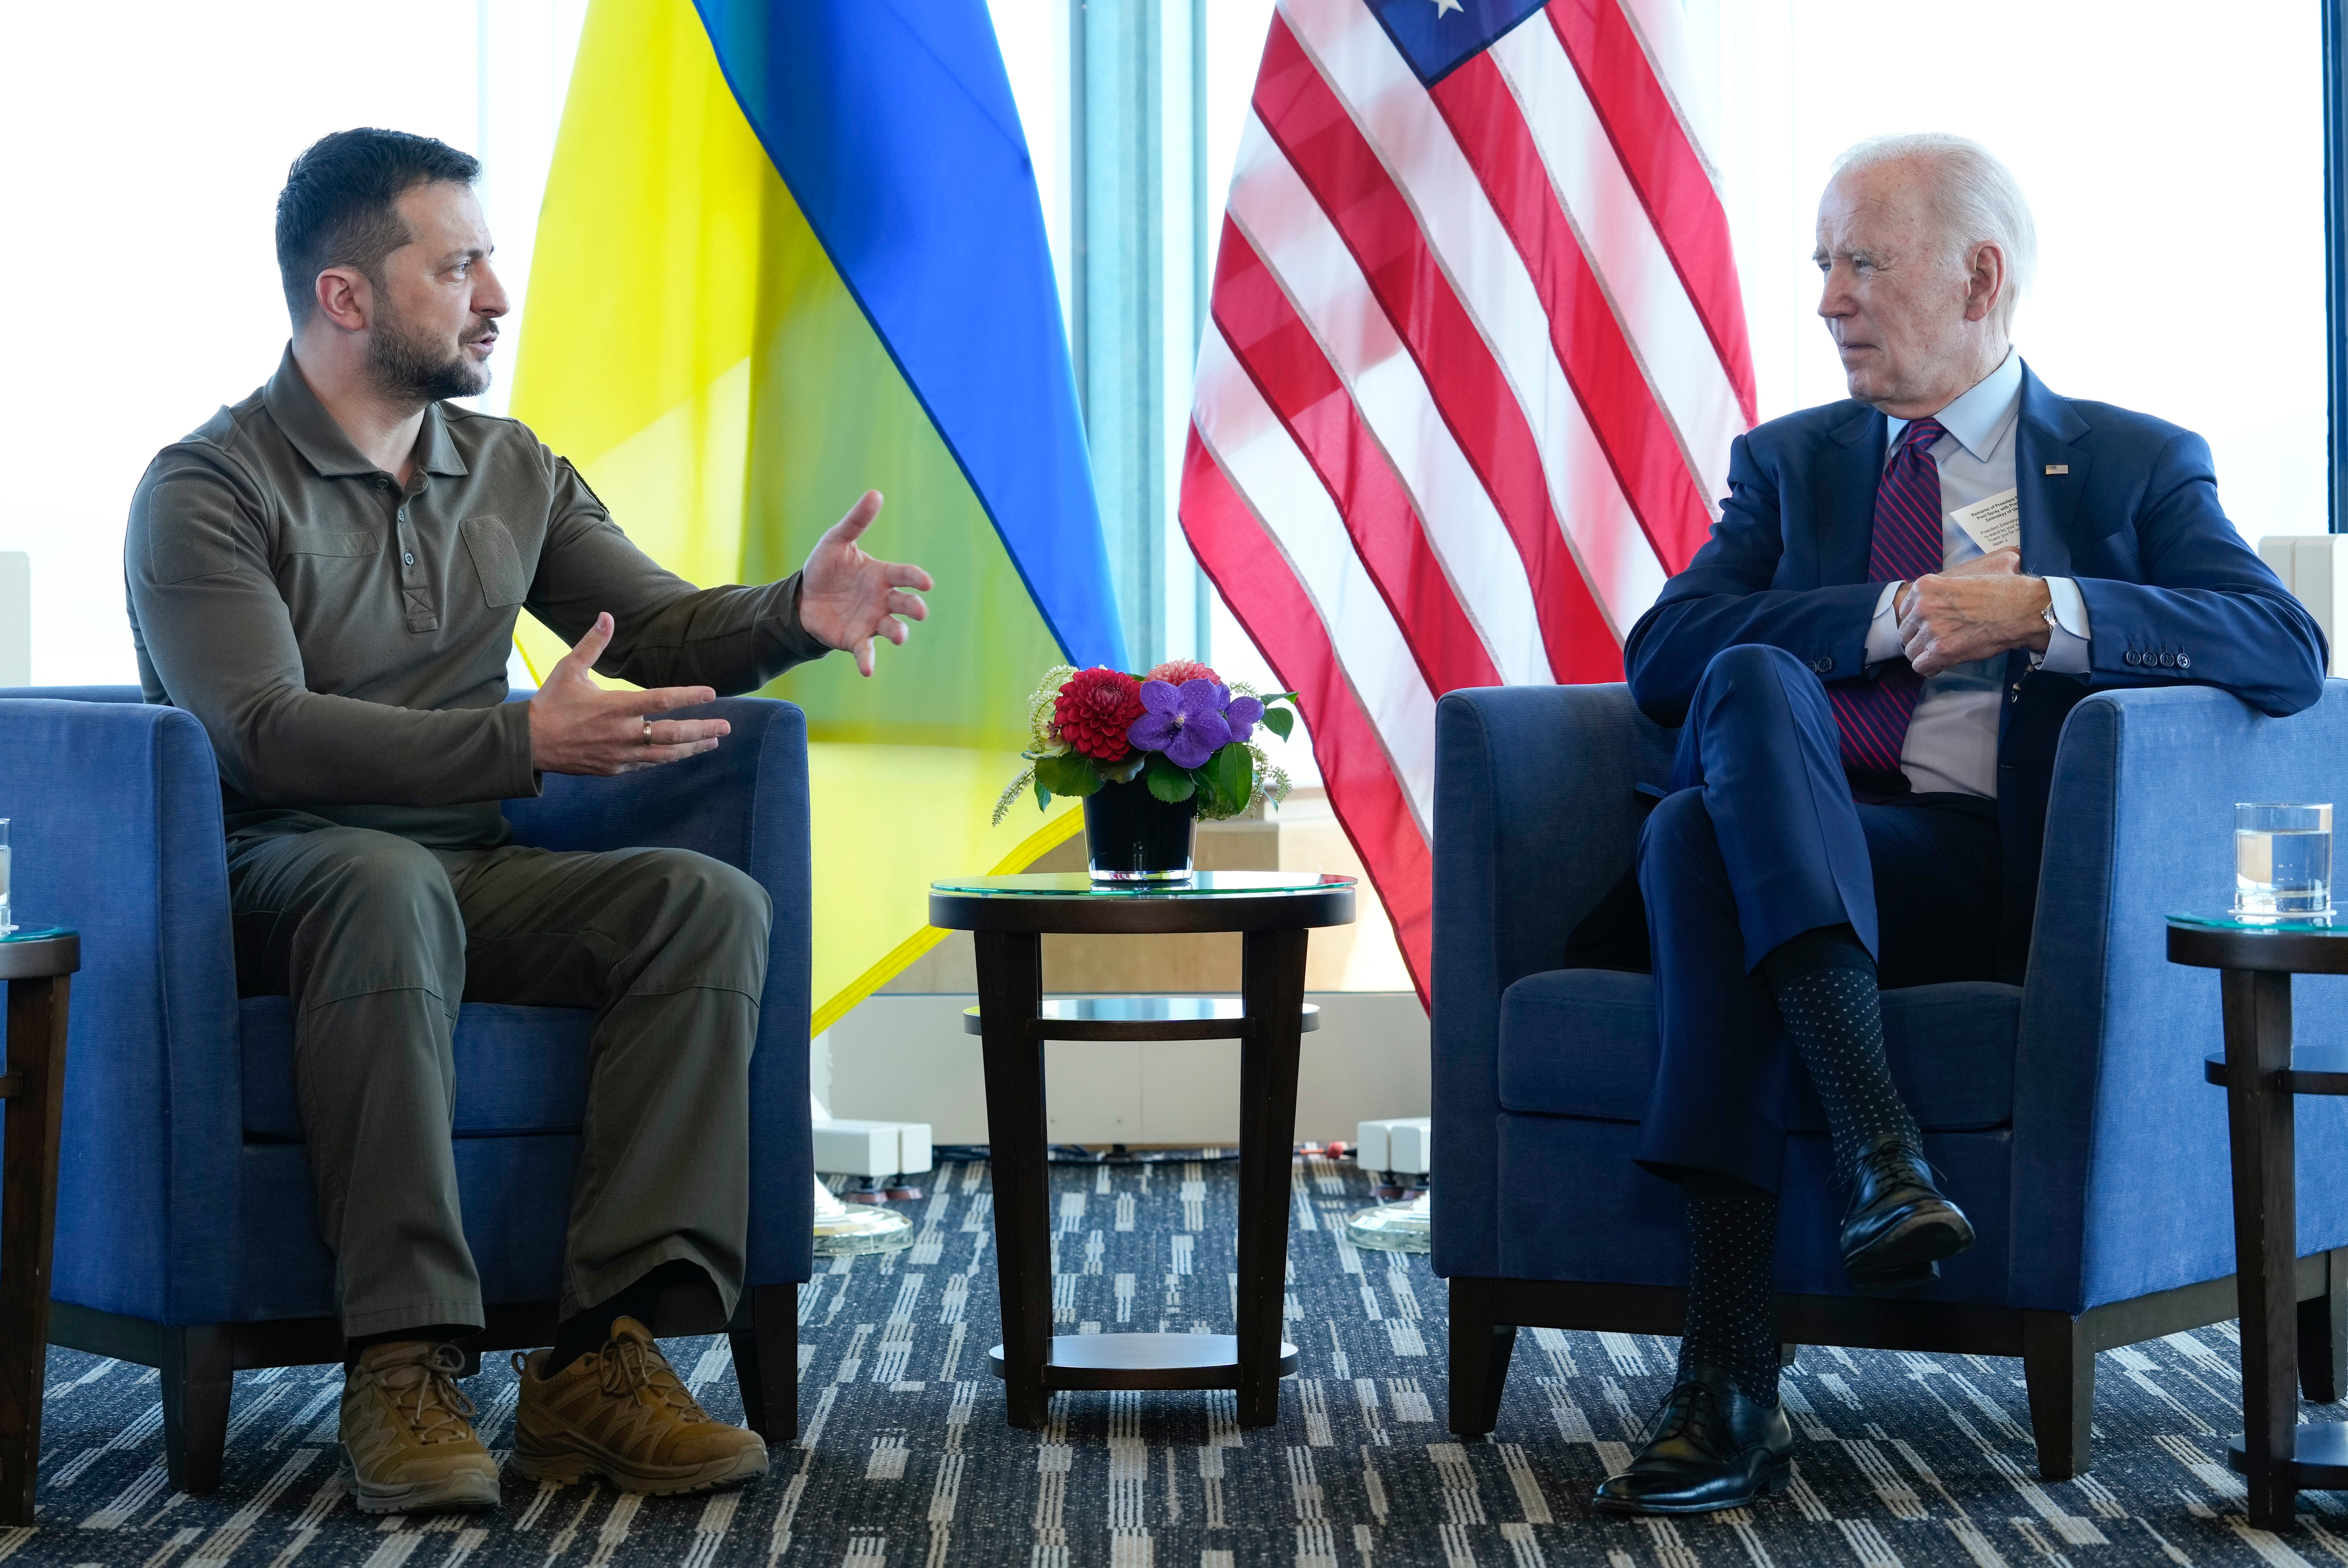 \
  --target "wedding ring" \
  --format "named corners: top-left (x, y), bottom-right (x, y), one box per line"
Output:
top-left (642, 720), bottom-right (655, 745)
